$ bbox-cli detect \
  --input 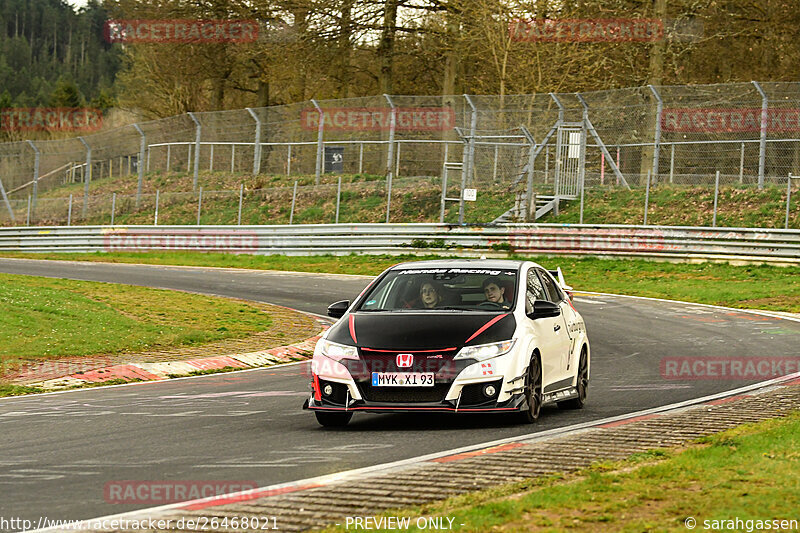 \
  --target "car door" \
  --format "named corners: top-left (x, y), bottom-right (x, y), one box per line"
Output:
top-left (523, 267), bottom-right (563, 388)
top-left (536, 268), bottom-right (573, 385)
